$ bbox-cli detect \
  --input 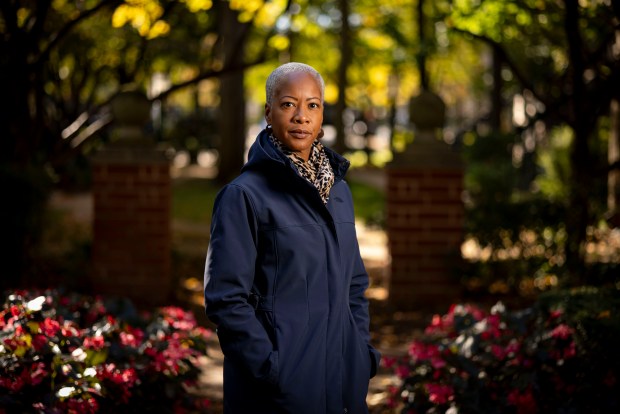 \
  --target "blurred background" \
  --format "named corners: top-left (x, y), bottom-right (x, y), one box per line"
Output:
top-left (2, 0), bottom-right (618, 299)
top-left (1, 0), bottom-right (619, 412)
